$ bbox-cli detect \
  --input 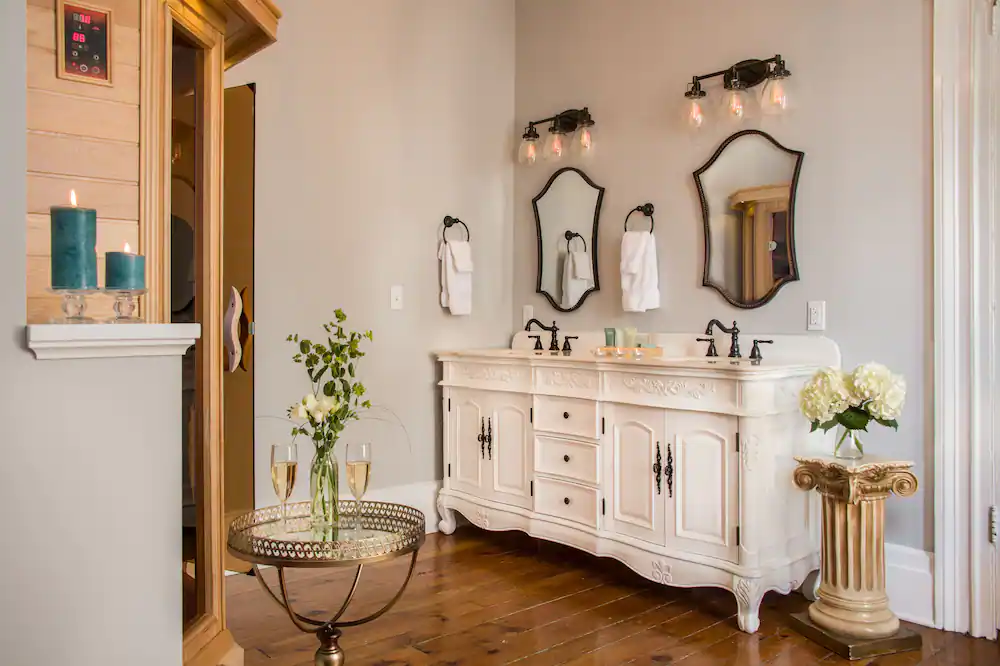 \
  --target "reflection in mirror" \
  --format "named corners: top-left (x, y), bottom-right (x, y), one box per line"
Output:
top-left (695, 130), bottom-right (803, 308)
top-left (532, 167), bottom-right (604, 312)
